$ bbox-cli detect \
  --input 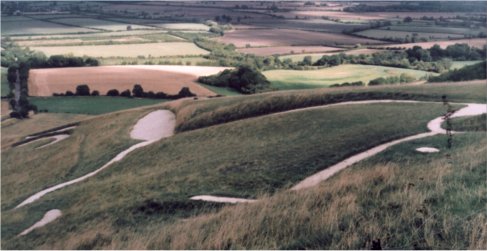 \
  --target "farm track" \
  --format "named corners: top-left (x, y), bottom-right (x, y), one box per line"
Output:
top-left (190, 100), bottom-right (486, 203)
